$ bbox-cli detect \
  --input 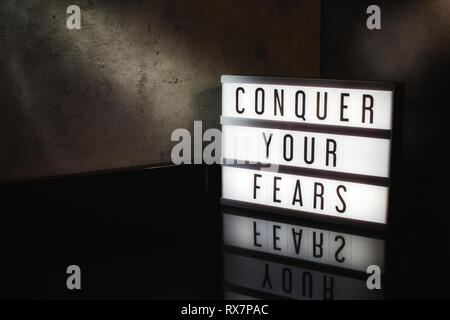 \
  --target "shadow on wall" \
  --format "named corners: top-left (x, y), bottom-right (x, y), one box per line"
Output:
top-left (0, 0), bottom-right (320, 181)
top-left (321, 0), bottom-right (450, 177)
top-left (193, 86), bottom-right (221, 133)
